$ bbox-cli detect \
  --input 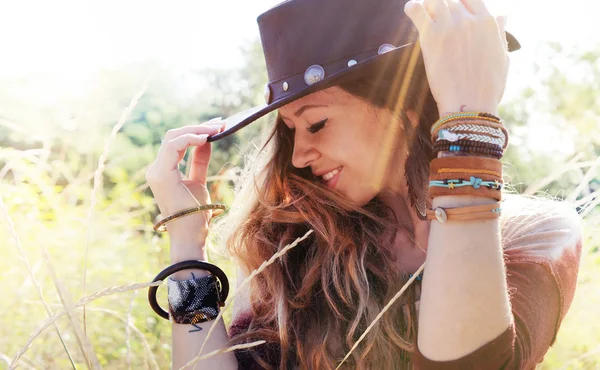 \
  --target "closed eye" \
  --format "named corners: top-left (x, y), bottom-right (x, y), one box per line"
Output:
top-left (307, 119), bottom-right (327, 134)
